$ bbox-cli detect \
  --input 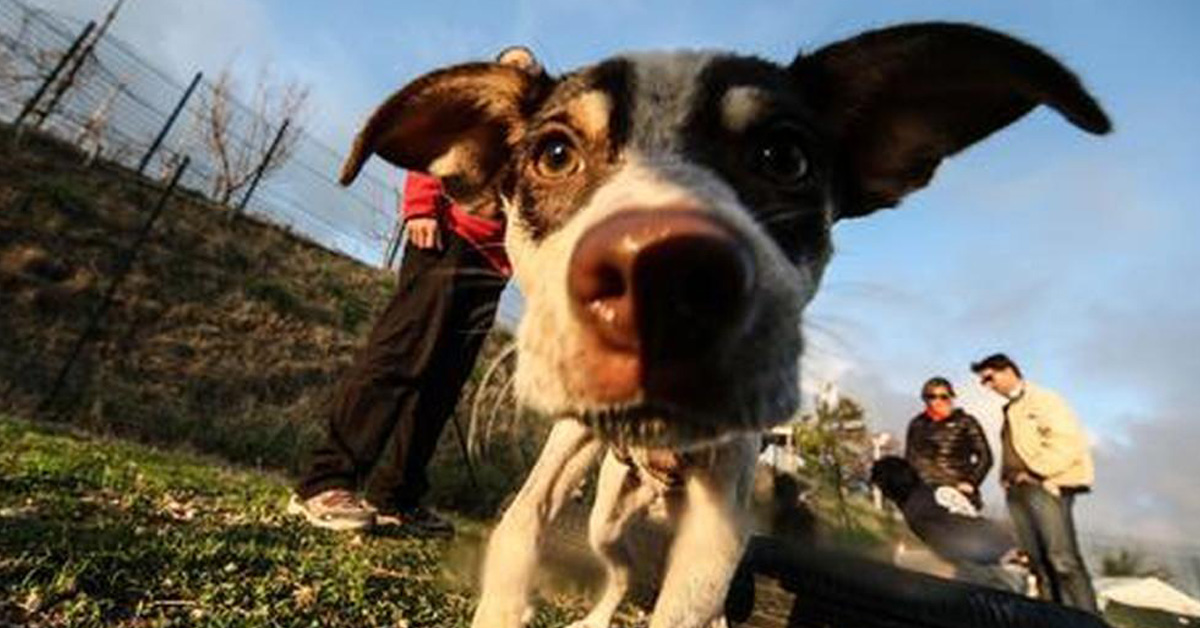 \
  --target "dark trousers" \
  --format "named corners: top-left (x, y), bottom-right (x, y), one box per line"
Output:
top-left (954, 562), bottom-right (1026, 594)
top-left (296, 230), bottom-right (506, 510)
top-left (1006, 483), bottom-right (1098, 613)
